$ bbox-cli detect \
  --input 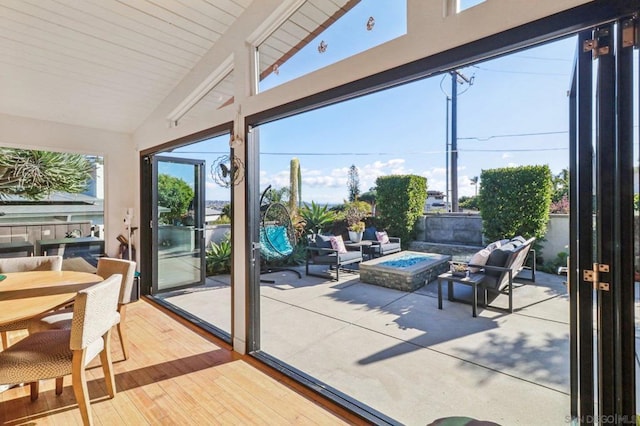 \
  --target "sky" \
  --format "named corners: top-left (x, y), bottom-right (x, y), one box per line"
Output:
top-left (169, 0), bottom-right (580, 204)
top-left (255, 1), bottom-right (576, 205)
